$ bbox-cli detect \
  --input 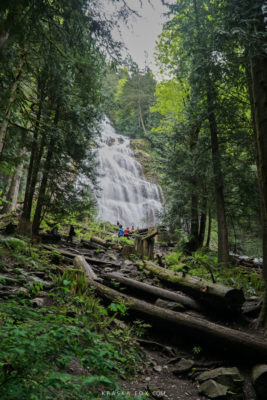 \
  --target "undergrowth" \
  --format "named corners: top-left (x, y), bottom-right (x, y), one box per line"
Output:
top-left (0, 237), bottom-right (146, 400)
top-left (165, 248), bottom-right (264, 297)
